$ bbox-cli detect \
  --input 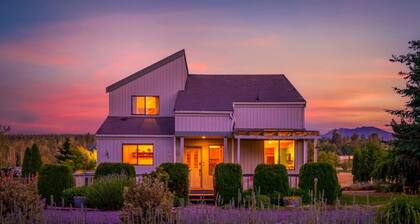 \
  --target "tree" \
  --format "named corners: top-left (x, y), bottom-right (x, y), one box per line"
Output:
top-left (21, 144), bottom-right (43, 177)
top-left (352, 147), bottom-right (362, 182)
top-left (318, 151), bottom-right (338, 168)
top-left (56, 137), bottom-right (72, 162)
top-left (387, 40), bottom-right (420, 192)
